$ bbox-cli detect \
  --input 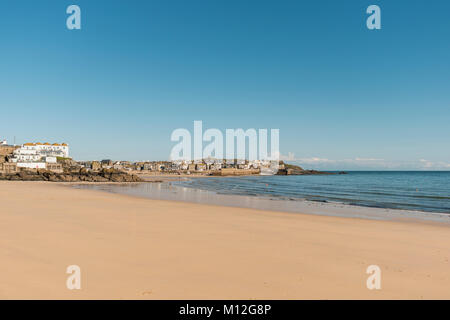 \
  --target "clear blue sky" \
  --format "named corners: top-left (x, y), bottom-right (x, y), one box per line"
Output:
top-left (1, 0), bottom-right (449, 170)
